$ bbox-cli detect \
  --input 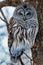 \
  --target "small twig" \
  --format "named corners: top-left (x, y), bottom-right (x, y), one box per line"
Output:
top-left (23, 52), bottom-right (32, 61)
top-left (0, 17), bottom-right (5, 22)
top-left (19, 57), bottom-right (24, 65)
top-left (23, 52), bottom-right (33, 65)
top-left (0, 9), bottom-right (8, 25)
